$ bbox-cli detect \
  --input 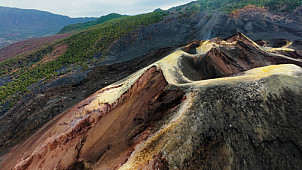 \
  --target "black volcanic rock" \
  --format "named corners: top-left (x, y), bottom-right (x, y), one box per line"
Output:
top-left (107, 11), bottom-right (302, 63)
top-left (1, 34), bottom-right (302, 169)
top-left (178, 75), bottom-right (302, 169)
top-left (0, 46), bottom-right (177, 155)
top-left (0, 3), bottom-right (302, 169)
